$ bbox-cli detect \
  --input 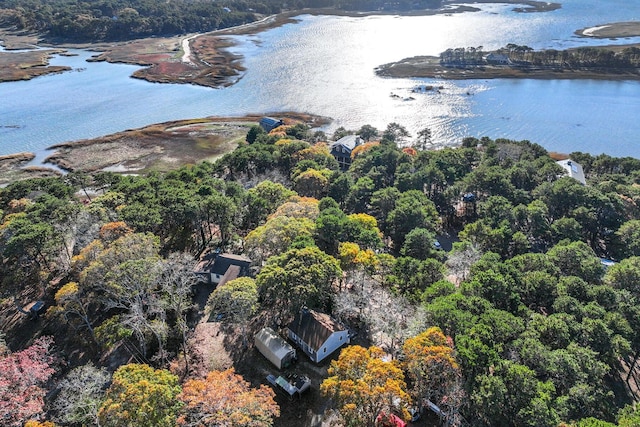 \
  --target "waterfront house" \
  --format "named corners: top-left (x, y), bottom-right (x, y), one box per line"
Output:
top-left (259, 117), bottom-right (284, 133)
top-left (485, 53), bottom-right (511, 65)
top-left (288, 308), bottom-right (350, 363)
top-left (330, 134), bottom-right (364, 169)
top-left (557, 159), bottom-right (586, 185)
